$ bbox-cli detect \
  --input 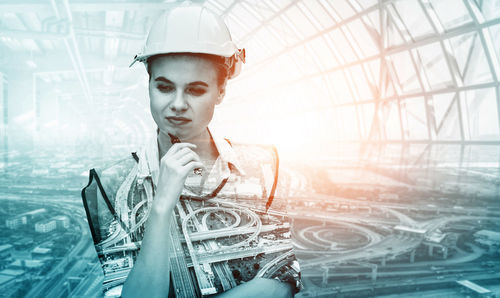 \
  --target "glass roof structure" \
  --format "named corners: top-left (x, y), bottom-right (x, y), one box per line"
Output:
top-left (210, 0), bottom-right (500, 147)
top-left (1, 0), bottom-right (499, 158)
top-left (1, 2), bottom-right (500, 298)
